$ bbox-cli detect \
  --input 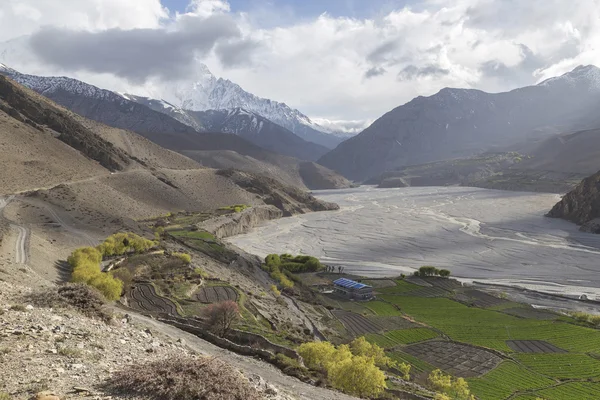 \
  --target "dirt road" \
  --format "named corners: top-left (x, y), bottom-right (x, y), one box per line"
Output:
top-left (0, 196), bottom-right (29, 264)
